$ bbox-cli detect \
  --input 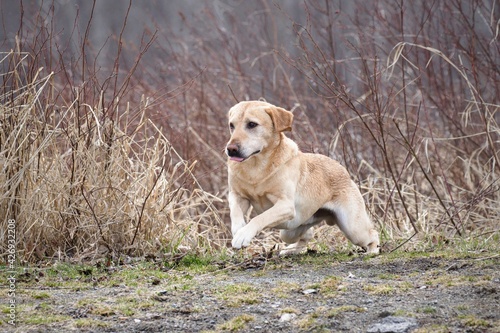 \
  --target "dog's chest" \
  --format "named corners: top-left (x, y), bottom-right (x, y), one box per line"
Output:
top-left (236, 186), bottom-right (274, 214)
